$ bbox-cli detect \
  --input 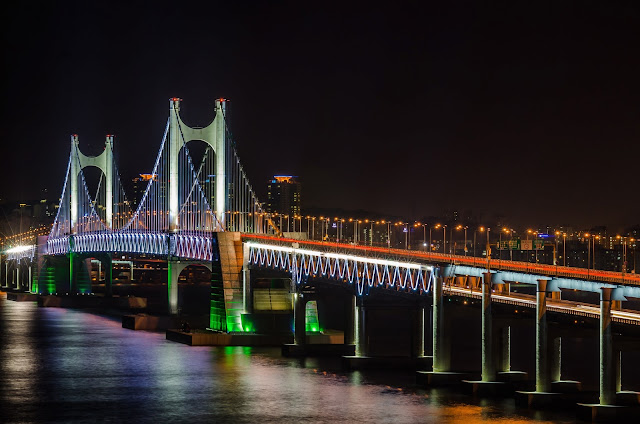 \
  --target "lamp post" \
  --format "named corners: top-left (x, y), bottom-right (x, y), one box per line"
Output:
top-left (311, 217), bottom-right (315, 240)
top-left (435, 224), bottom-right (447, 254)
top-left (617, 235), bottom-right (627, 273)
top-left (563, 233), bottom-right (567, 266)
top-left (554, 231), bottom-right (560, 267)
top-left (463, 225), bottom-right (468, 256)
top-left (475, 226), bottom-right (485, 258)
top-left (383, 220), bottom-right (391, 248)
top-left (584, 233), bottom-right (591, 273)
top-left (429, 225), bottom-right (433, 253)
top-left (416, 222), bottom-right (428, 251)
top-left (449, 225), bottom-right (454, 255)
top-left (631, 238), bottom-right (636, 274)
